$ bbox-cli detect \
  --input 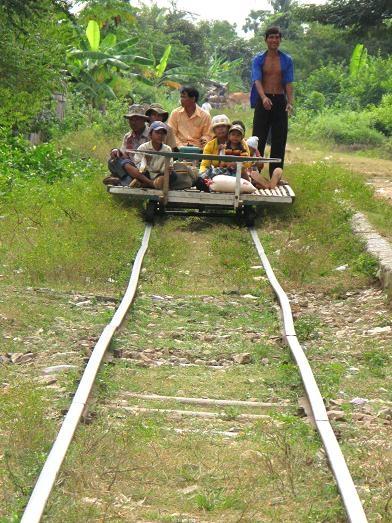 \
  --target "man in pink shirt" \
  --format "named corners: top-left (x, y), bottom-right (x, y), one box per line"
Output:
top-left (168, 86), bottom-right (212, 149)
